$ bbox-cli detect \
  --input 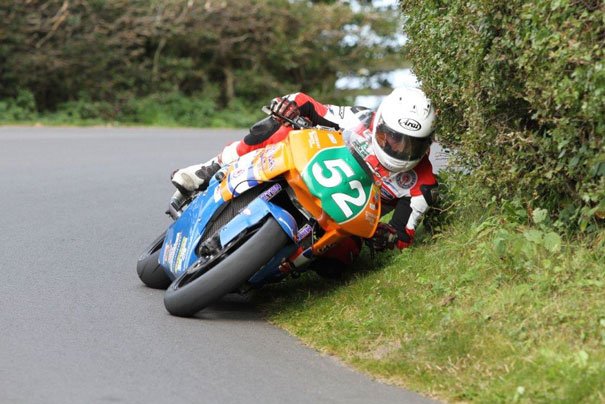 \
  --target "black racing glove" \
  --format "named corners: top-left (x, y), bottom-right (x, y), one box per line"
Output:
top-left (369, 223), bottom-right (414, 252)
